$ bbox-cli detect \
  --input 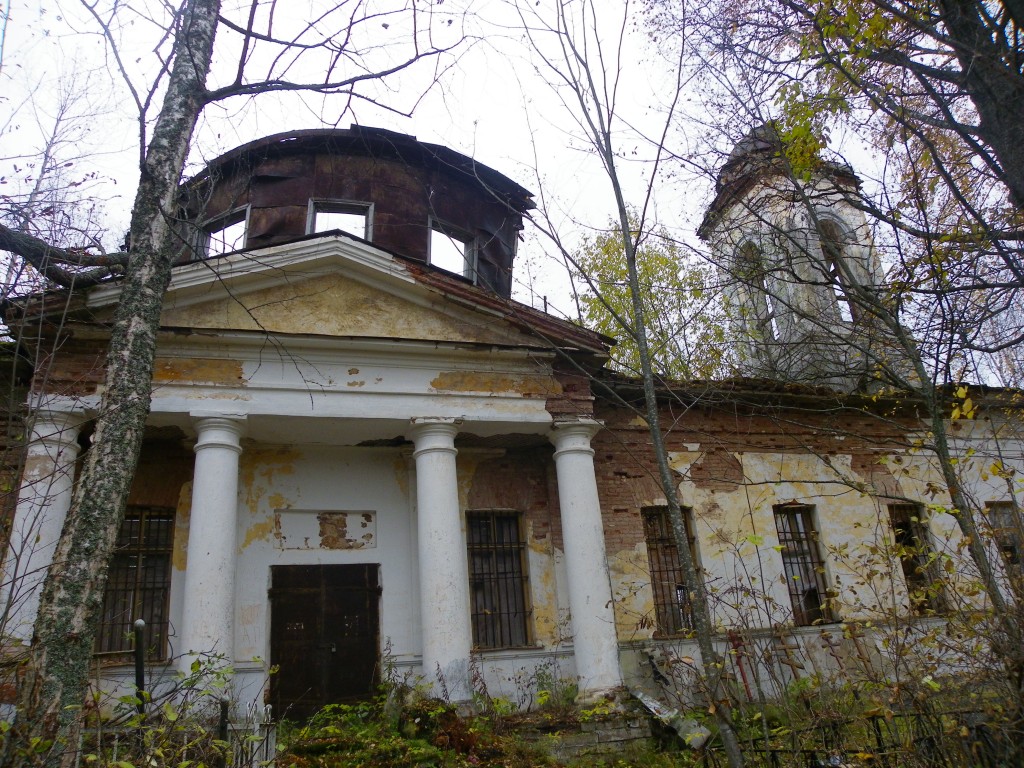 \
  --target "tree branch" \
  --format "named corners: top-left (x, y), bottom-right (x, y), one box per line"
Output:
top-left (0, 223), bottom-right (126, 287)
